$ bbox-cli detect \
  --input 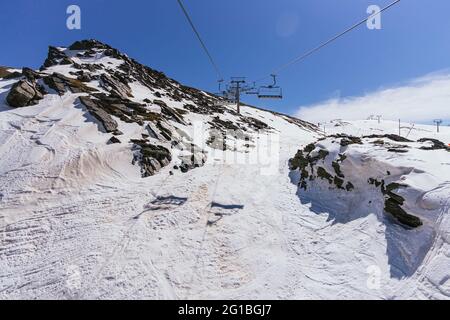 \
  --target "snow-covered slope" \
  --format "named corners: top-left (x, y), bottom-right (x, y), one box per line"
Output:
top-left (0, 40), bottom-right (448, 299)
